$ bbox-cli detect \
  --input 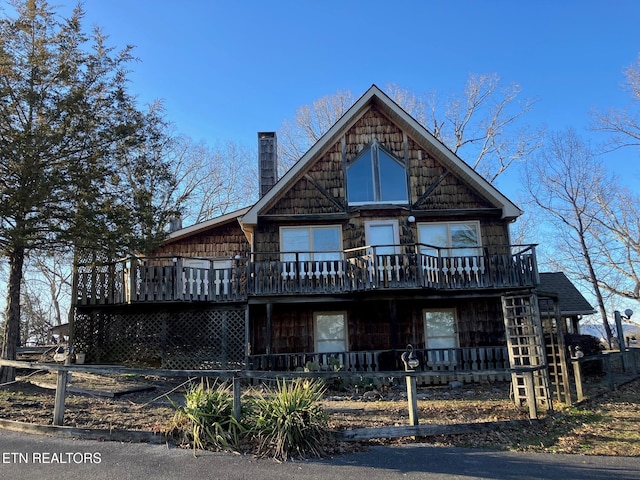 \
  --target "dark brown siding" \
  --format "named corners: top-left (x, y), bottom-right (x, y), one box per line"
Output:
top-left (153, 221), bottom-right (250, 259)
top-left (249, 298), bottom-right (505, 355)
